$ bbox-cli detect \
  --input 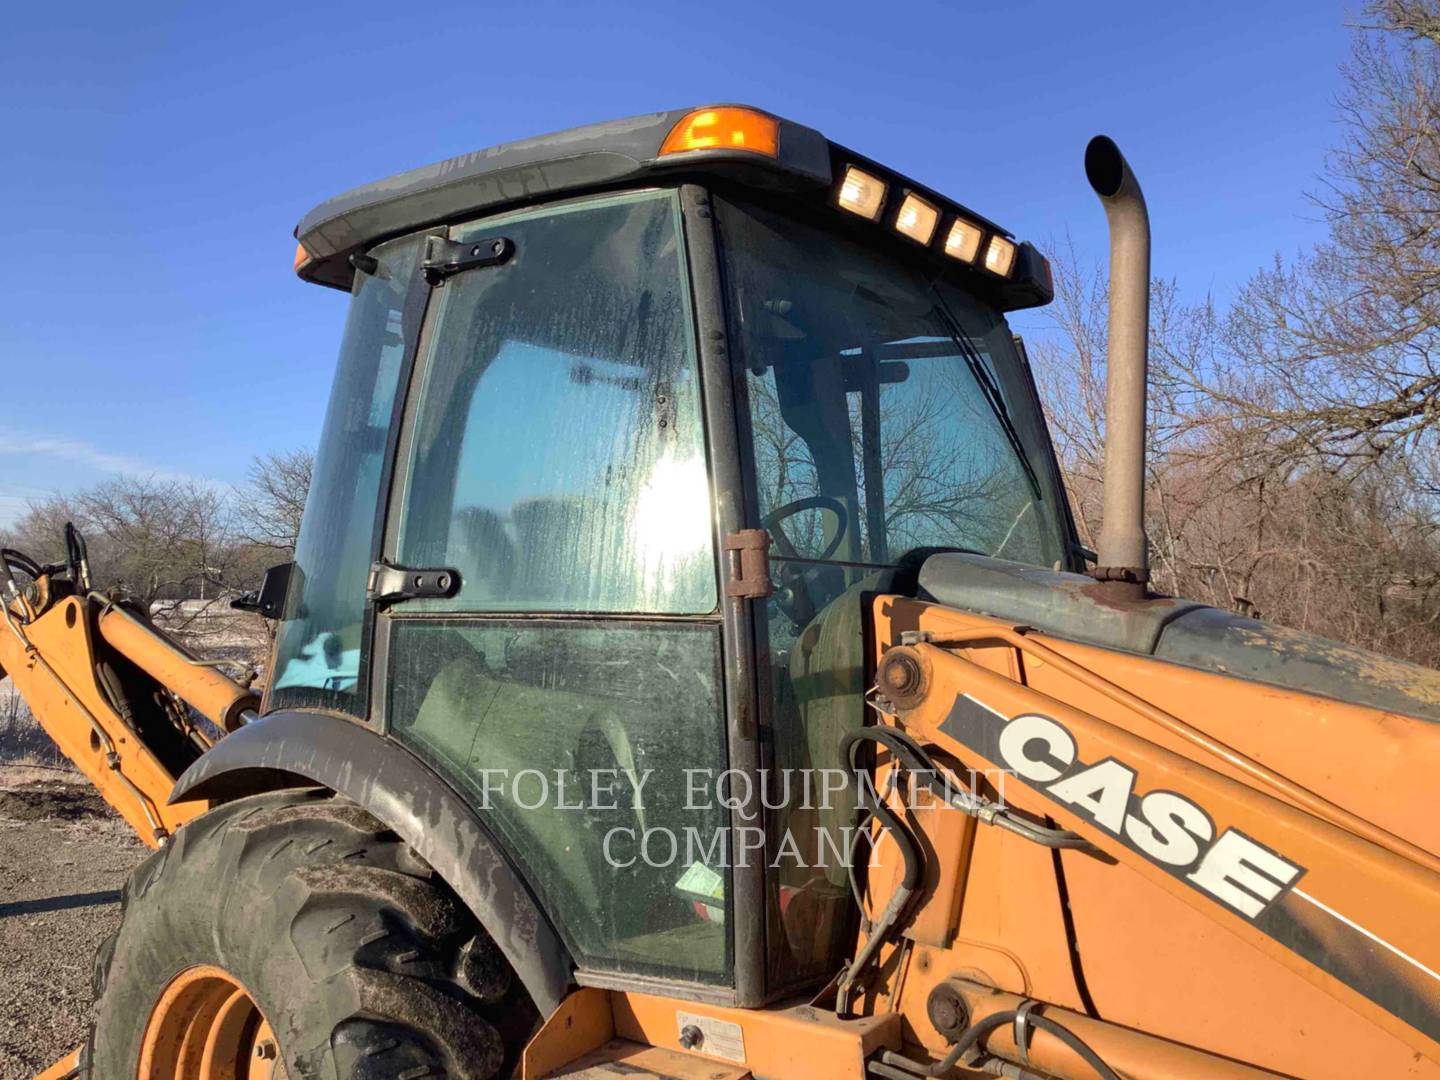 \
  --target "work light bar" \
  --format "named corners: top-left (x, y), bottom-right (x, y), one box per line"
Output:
top-left (829, 158), bottom-right (1028, 281)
